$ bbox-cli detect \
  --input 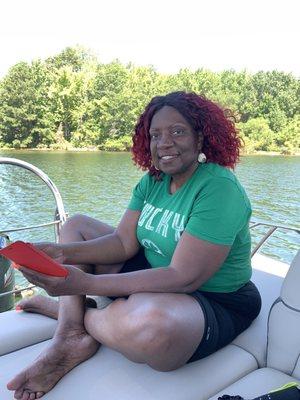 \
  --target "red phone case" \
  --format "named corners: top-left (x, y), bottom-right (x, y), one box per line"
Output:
top-left (0, 241), bottom-right (68, 277)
